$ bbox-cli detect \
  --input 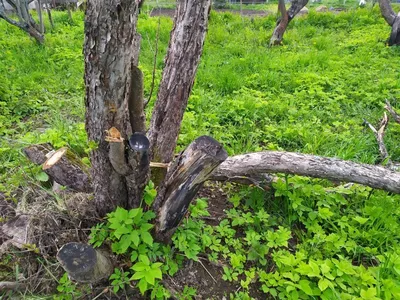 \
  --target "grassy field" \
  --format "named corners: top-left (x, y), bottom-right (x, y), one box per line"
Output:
top-left (1, 5), bottom-right (400, 299)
